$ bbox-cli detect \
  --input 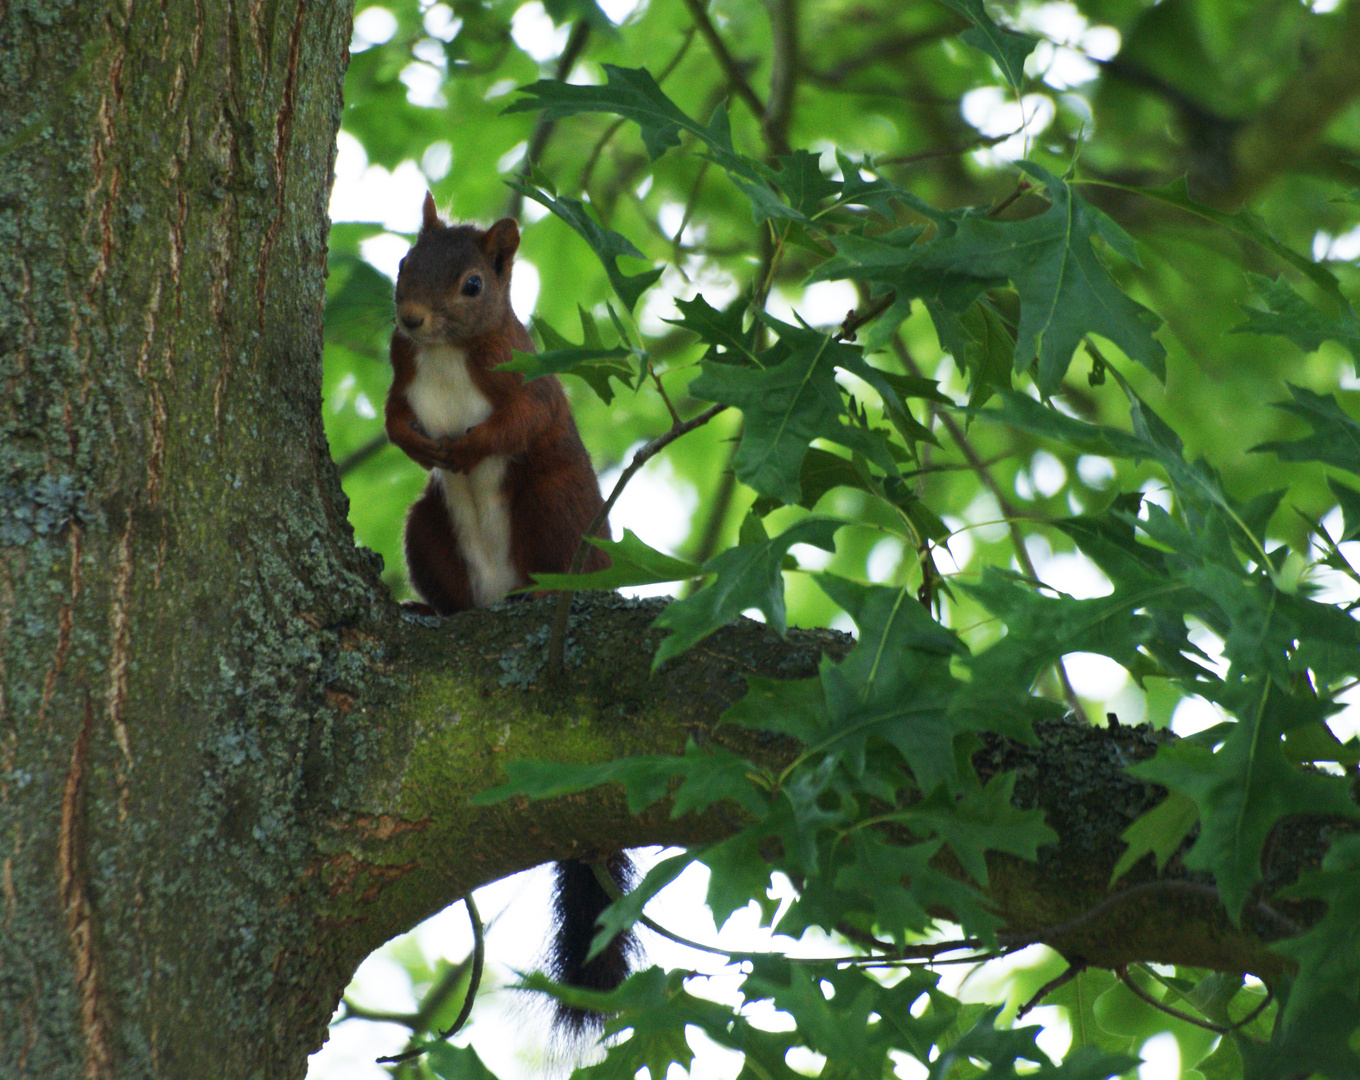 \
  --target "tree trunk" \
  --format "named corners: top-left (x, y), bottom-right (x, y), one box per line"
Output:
top-left (1, 3), bottom-right (368, 1075)
top-left (0, 5), bottom-right (1329, 1080)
